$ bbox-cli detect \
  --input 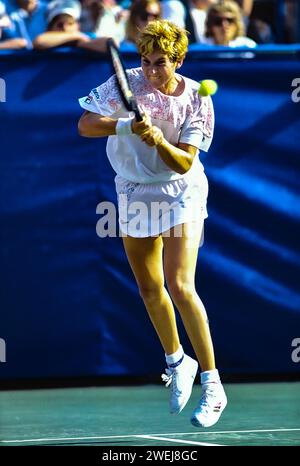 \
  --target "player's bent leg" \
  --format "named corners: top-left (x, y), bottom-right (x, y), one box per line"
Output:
top-left (163, 223), bottom-right (227, 426)
top-left (122, 235), bottom-right (180, 355)
top-left (122, 234), bottom-right (197, 414)
top-left (163, 222), bottom-right (215, 372)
